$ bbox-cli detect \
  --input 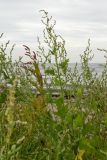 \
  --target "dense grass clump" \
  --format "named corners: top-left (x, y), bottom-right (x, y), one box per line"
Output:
top-left (0, 10), bottom-right (107, 160)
